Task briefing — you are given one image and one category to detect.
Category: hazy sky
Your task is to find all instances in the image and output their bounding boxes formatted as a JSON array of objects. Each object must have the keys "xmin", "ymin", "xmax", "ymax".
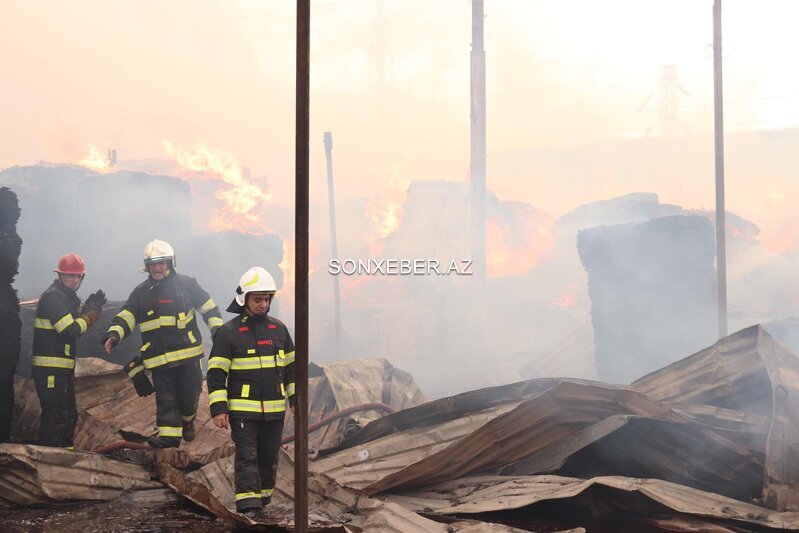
[{"xmin": 2, "ymin": 1, "xmax": 798, "ymax": 230}]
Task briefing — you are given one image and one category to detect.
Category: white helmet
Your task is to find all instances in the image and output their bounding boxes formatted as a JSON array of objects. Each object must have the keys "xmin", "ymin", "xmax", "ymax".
[
  {"xmin": 234, "ymin": 266, "xmax": 277, "ymax": 307},
  {"xmin": 143, "ymin": 239, "xmax": 176, "ymax": 268}
]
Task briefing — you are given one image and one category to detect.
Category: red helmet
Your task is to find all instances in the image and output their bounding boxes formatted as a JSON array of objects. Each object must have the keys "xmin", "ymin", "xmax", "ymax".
[{"xmin": 55, "ymin": 253, "xmax": 86, "ymax": 275}]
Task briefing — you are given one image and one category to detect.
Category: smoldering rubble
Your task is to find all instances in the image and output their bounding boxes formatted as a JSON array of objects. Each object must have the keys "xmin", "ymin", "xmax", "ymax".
[{"xmin": 1, "ymin": 325, "xmax": 799, "ymax": 531}]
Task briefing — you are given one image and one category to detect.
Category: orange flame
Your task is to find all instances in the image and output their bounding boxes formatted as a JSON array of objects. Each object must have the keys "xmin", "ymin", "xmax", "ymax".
[
  {"xmin": 548, "ymin": 293, "xmax": 577, "ymax": 309},
  {"xmin": 365, "ymin": 175, "xmax": 409, "ymax": 239},
  {"xmin": 486, "ymin": 210, "xmax": 555, "ymax": 277},
  {"xmin": 277, "ymin": 237, "xmax": 317, "ymax": 290},
  {"xmin": 279, "ymin": 239, "xmax": 296, "ymax": 289},
  {"xmin": 274, "ymin": 236, "xmax": 318, "ymax": 319},
  {"xmin": 164, "ymin": 141, "xmax": 271, "ymax": 234},
  {"xmin": 79, "ymin": 145, "xmax": 113, "ymax": 173}
]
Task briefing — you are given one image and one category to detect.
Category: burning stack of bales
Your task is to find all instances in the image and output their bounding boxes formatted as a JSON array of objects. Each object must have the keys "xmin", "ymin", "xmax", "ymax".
[
  {"xmin": 0, "ymin": 187, "xmax": 22, "ymax": 442},
  {"xmin": 1, "ymin": 164, "xmax": 284, "ymax": 373},
  {"xmin": 0, "ymin": 165, "xmax": 284, "ymax": 308}
]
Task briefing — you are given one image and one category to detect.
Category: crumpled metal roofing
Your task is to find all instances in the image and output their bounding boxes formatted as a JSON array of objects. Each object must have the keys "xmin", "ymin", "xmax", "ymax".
[
  {"xmin": 385, "ymin": 474, "xmax": 799, "ymax": 531},
  {"xmin": 313, "ymin": 379, "xmax": 761, "ymax": 502},
  {"xmin": 0, "ymin": 443, "xmax": 161, "ymax": 508},
  {"xmin": 283, "ymin": 357, "xmax": 428, "ymax": 452},
  {"xmin": 12, "ymin": 356, "xmax": 426, "ymax": 469},
  {"xmin": 6, "ymin": 329, "xmax": 799, "ymax": 531},
  {"xmin": 633, "ymin": 324, "xmax": 799, "ymax": 511}
]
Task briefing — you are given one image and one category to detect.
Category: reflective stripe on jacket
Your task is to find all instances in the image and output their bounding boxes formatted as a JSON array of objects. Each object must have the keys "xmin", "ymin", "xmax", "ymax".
[
  {"xmin": 32, "ymin": 280, "xmax": 88, "ymax": 376},
  {"xmin": 104, "ymin": 271, "xmax": 222, "ymax": 372},
  {"xmin": 207, "ymin": 313, "xmax": 296, "ymax": 421}
]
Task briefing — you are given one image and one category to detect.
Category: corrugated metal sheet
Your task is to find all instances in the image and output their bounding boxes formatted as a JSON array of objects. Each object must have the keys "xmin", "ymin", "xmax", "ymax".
[
  {"xmin": 0, "ymin": 443, "xmax": 161, "ymax": 508},
  {"xmin": 325, "ymin": 377, "xmax": 564, "ymax": 453},
  {"xmin": 13, "ymin": 368, "xmax": 233, "ymax": 466},
  {"xmin": 633, "ymin": 325, "xmax": 799, "ymax": 511},
  {"xmin": 283, "ymin": 358, "xmax": 428, "ymax": 453},
  {"xmin": 13, "ymin": 357, "xmax": 425, "ymax": 469},
  {"xmin": 362, "ymin": 381, "xmax": 759, "ymax": 497},
  {"xmin": 311, "ymin": 402, "xmax": 522, "ymax": 490},
  {"xmin": 385, "ymin": 475, "xmax": 799, "ymax": 530},
  {"xmin": 185, "ymin": 446, "xmax": 538, "ymax": 532}
]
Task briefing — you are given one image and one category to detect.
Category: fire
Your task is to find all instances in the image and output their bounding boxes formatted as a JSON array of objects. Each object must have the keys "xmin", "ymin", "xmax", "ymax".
[
  {"xmin": 277, "ymin": 236, "xmax": 318, "ymax": 291},
  {"xmin": 486, "ymin": 208, "xmax": 555, "ymax": 277},
  {"xmin": 549, "ymin": 293, "xmax": 577, "ymax": 309},
  {"xmin": 279, "ymin": 239, "xmax": 296, "ymax": 289},
  {"xmin": 79, "ymin": 145, "xmax": 113, "ymax": 173},
  {"xmin": 365, "ymin": 174, "xmax": 409, "ymax": 239},
  {"xmin": 163, "ymin": 141, "xmax": 271, "ymax": 235}
]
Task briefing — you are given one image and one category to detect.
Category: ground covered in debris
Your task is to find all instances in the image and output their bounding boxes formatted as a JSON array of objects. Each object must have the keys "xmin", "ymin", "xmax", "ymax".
[
  {"xmin": 3, "ymin": 329, "xmax": 799, "ymax": 532},
  {"xmin": 0, "ymin": 500, "xmax": 229, "ymax": 533}
]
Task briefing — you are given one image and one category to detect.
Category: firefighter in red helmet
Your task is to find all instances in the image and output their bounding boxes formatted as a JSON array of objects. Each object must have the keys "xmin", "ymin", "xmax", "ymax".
[{"xmin": 32, "ymin": 253, "xmax": 106, "ymax": 448}]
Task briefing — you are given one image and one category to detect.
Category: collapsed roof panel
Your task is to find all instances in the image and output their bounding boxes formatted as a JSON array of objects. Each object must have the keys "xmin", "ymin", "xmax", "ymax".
[
  {"xmin": 633, "ymin": 325, "xmax": 799, "ymax": 511},
  {"xmin": 184, "ymin": 445, "xmax": 538, "ymax": 532},
  {"xmin": 311, "ymin": 401, "xmax": 522, "ymax": 490},
  {"xmin": 13, "ymin": 357, "xmax": 426, "ymax": 470},
  {"xmin": 362, "ymin": 381, "xmax": 697, "ymax": 494},
  {"xmin": 283, "ymin": 358, "xmax": 428, "ymax": 452},
  {"xmin": 325, "ymin": 377, "xmax": 565, "ymax": 453},
  {"xmin": 0, "ymin": 443, "xmax": 161, "ymax": 508},
  {"xmin": 385, "ymin": 475, "xmax": 799, "ymax": 531},
  {"xmin": 12, "ymin": 367, "xmax": 232, "ymax": 466},
  {"xmin": 499, "ymin": 415, "xmax": 762, "ymax": 501}
]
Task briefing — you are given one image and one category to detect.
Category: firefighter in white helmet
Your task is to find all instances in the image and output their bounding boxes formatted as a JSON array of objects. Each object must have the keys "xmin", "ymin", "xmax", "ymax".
[
  {"xmin": 207, "ymin": 266, "xmax": 296, "ymax": 518},
  {"xmin": 103, "ymin": 239, "xmax": 224, "ymax": 448}
]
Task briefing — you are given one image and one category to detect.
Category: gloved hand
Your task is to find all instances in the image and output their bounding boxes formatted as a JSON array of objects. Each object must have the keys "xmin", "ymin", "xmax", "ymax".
[
  {"xmin": 80, "ymin": 307, "xmax": 101, "ymax": 328},
  {"xmin": 132, "ymin": 372, "xmax": 155, "ymax": 397},
  {"xmin": 81, "ymin": 290, "xmax": 107, "ymax": 314}
]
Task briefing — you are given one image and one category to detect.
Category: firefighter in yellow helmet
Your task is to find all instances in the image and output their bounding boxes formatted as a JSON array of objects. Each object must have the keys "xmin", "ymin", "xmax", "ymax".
[
  {"xmin": 207, "ymin": 266, "xmax": 296, "ymax": 518},
  {"xmin": 32, "ymin": 253, "xmax": 106, "ymax": 448},
  {"xmin": 103, "ymin": 239, "xmax": 223, "ymax": 448}
]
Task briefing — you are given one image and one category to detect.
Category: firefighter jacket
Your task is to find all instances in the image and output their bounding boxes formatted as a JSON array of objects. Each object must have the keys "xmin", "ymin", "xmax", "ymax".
[
  {"xmin": 32, "ymin": 279, "xmax": 90, "ymax": 376},
  {"xmin": 207, "ymin": 313, "xmax": 296, "ymax": 421},
  {"xmin": 104, "ymin": 271, "xmax": 223, "ymax": 376}
]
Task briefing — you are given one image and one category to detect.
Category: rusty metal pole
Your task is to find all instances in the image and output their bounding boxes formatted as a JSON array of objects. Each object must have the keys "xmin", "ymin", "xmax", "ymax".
[
  {"xmin": 323, "ymin": 132, "xmax": 342, "ymax": 359},
  {"xmin": 713, "ymin": 0, "xmax": 728, "ymax": 338},
  {"xmin": 294, "ymin": 0, "xmax": 310, "ymax": 531}
]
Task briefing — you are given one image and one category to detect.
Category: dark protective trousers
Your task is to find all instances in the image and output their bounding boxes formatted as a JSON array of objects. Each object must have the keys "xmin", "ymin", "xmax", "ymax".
[
  {"xmin": 151, "ymin": 359, "xmax": 202, "ymax": 444},
  {"xmin": 0, "ymin": 365, "xmax": 15, "ymax": 443},
  {"xmin": 34, "ymin": 373, "xmax": 77, "ymax": 448},
  {"xmin": 230, "ymin": 417, "xmax": 284, "ymax": 512}
]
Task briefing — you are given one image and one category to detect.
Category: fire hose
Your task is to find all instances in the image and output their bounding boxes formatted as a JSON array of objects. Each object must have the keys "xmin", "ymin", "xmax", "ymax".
[
  {"xmin": 92, "ymin": 402, "xmax": 395, "ymax": 454},
  {"xmin": 281, "ymin": 401, "xmax": 394, "ymax": 444}
]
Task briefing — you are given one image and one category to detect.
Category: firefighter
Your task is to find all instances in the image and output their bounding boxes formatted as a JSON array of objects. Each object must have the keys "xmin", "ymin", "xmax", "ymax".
[
  {"xmin": 32, "ymin": 253, "xmax": 106, "ymax": 448},
  {"xmin": 103, "ymin": 239, "xmax": 223, "ymax": 448},
  {"xmin": 207, "ymin": 266, "xmax": 295, "ymax": 517}
]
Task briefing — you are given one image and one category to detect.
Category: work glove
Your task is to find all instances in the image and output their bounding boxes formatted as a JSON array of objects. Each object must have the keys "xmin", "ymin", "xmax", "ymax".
[
  {"xmin": 124, "ymin": 359, "xmax": 155, "ymax": 397},
  {"xmin": 132, "ymin": 372, "xmax": 155, "ymax": 397},
  {"xmin": 80, "ymin": 307, "xmax": 101, "ymax": 328},
  {"xmin": 81, "ymin": 289, "xmax": 107, "ymax": 314}
]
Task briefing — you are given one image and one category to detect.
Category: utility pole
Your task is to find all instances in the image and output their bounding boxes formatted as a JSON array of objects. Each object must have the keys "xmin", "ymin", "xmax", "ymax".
[
  {"xmin": 323, "ymin": 132, "xmax": 342, "ymax": 359},
  {"xmin": 470, "ymin": 0, "xmax": 486, "ymax": 283},
  {"xmin": 713, "ymin": 0, "xmax": 728, "ymax": 338},
  {"xmin": 294, "ymin": 1, "xmax": 310, "ymax": 531}
]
